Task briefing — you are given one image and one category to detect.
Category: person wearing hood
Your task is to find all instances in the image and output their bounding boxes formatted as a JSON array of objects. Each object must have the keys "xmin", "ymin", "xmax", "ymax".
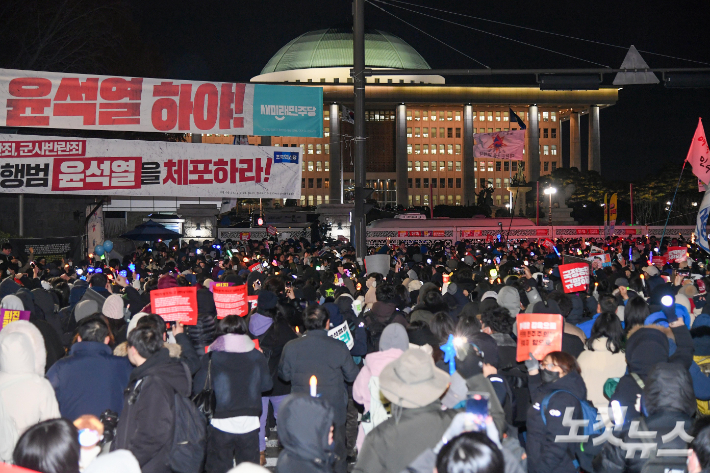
[
  {"xmin": 364, "ymin": 282, "xmax": 409, "ymax": 330},
  {"xmin": 409, "ymin": 289, "xmax": 449, "ymax": 326},
  {"xmin": 111, "ymin": 323, "xmax": 192, "ymax": 473},
  {"xmin": 84, "ymin": 449, "xmax": 141, "ymax": 473},
  {"xmin": 353, "ymin": 349, "xmax": 456, "ymax": 473},
  {"xmin": 0, "ymin": 322, "xmax": 60, "ymax": 463},
  {"xmin": 194, "ymin": 315, "xmax": 272, "ymax": 471},
  {"xmin": 279, "ymin": 305, "xmax": 359, "ymax": 473},
  {"xmin": 480, "ymin": 306, "xmax": 517, "ymax": 371},
  {"xmin": 12, "ymin": 289, "xmax": 65, "ymax": 371},
  {"xmin": 524, "ymin": 351, "xmax": 591, "ymax": 473},
  {"xmin": 186, "ymin": 288, "xmax": 217, "ymax": 354},
  {"xmin": 593, "ymin": 363, "xmax": 697, "ymax": 473},
  {"xmin": 46, "ymin": 316, "xmax": 132, "ymax": 421},
  {"xmin": 275, "ymin": 393, "xmax": 337, "ymax": 473},
  {"xmin": 352, "ymin": 323, "xmax": 409, "ymax": 450}
]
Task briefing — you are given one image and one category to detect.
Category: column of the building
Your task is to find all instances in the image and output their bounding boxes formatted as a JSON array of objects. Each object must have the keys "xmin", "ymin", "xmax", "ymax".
[
  {"xmin": 329, "ymin": 104, "xmax": 342, "ymax": 203},
  {"xmin": 463, "ymin": 104, "xmax": 475, "ymax": 206},
  {"xmin": 395, "ymin": 104, "xmax": 408, "ymax": 207},
  {"xmin": 588, "ymin": 105, "xmax": 601, "ymax": 173},
  {"xmin": 527, "ymin": 105, "xmax": 540, "ymax": 182},
  {"xmin": 260, "ymin": 136, "xmax": 271, "ymax": 146},
  {"xmin": 191, "ymin": 134, "xmax": 202, "ymax": 143},
  {"xmin": 569, "ymin": 111, "xmax": 581, "ymax": 170}
]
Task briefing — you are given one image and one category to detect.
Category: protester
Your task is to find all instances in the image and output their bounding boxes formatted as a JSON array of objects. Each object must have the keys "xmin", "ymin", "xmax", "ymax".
[
  {"xmin": 195, "ymin": 315, "xmax": 272, "ymax": 471},
  {"xmin": 13, "ymin": 418, "xmax": 80, "ymax": 473}
]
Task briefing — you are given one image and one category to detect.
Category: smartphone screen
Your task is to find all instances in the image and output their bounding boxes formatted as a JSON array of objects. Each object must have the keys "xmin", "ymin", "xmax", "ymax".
[{"xmin": 465, "ymin": 392, "xmax": 489, "ymax": 431}]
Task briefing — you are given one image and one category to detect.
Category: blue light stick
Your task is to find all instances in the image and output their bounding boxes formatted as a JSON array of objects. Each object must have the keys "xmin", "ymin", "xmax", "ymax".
[{"xmin": 440, "ymin": 334, "xmax": 457, "ymax": 375}]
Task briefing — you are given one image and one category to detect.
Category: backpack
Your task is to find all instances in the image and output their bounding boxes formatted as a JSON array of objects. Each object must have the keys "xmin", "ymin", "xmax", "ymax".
[
  {"xmin": 0, "ymin": 376, "xmax": 33, "ymax": 463},
  {"xmin": 136, "ymin": 365, "xmax": 207, "ymax": 473},
  {"xmin": 638, "ymin": 418, "xmax": 687, "ymax": 473},
  {"xmin": 365, "ymin": 312, "xmax": 398, "ymax": 353},
  {"xmin": 541, "ymin": 389, "xmax": 604, "ymax": 436},
  {"xmin": 695, "ymin": 355, "xmax": 710, "ymax": 415}
]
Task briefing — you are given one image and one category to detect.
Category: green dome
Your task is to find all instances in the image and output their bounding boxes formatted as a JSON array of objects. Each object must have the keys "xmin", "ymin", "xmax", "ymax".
[{"xmin": 261, "ymin": 28, "xmax": 431, "ymax": 74}]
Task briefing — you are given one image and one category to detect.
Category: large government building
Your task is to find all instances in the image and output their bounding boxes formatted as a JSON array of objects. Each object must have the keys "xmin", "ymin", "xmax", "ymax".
[{"xmin": 202, "ymin": 27, "xmax": 618, "ymax": 210}]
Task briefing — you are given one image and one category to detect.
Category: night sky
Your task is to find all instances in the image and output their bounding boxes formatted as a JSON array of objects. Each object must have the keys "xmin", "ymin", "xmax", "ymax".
[{"xmin": 16, "ymin": 0, "xmax": 710, "ymax": 179}]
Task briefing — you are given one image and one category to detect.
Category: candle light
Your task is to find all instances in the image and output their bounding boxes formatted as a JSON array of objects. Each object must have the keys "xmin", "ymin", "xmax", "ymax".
[{"xmin": 310, "ymin": 375, "xmax": 317, "ymax": 397}]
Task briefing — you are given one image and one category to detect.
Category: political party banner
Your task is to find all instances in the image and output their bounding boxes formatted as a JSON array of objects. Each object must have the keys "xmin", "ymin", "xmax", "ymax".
[
  {"xmin": 327, "ymin": 321, "xmax": 354, "ymax": 350},
  {"xmin": 0, "ymin": 134, "xmax": 301, "ymax": 199},
  {"xmin": 665, "ymin": 246, "xmax": 688, "ymax": 263},
  {"xmin": 516, "ymin": 313, "xmax": 563, "ymax": 362},
  {"xmin": 213, "ymin": 284, "xmax": 248, "ymax": 319},
  {"xmin": 1, "ymin": 309, "xmax": 31, "ymax": 331},
  {"xmin": 209, "ymin": 281, "xmax": 234, "ymax": 293},
  {"xmin": 473, "ymin": 129, "xmax": 525, "ymax": 160},
  {"xmin": 9, "ymin": 236, "xmax": 83, "ymax": 263},
  {"xmin": 559, "ymin": 262, "xmax": 590, "ymax": 293},
  {"xmin": 150, "ymin": 287, "xmax": 198, "ymax": 324},
  {"xmin": 0, "ymin": 68, "xmax": 323, "ymax": 137}
]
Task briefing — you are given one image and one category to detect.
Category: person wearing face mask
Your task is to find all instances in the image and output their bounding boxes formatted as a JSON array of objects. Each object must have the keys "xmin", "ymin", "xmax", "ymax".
[{"xmin": 524, "ymin": 351, "xmax": 590, "ymax": 473}]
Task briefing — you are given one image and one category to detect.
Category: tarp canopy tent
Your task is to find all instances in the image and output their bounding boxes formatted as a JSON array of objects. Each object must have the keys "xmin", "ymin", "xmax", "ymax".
[{"xmin": 120, "ymin": 220, "xmax": 182, "ymax": 241}]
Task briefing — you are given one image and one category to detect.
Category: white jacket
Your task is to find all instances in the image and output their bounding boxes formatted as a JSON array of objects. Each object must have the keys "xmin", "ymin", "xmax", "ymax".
[
  {"xmin": 0, "ymin": 324, "xmax": 59, "ymax": 441},
  {"xmin": 577, "ymin": 337, "xmax": 626, "ymax": 410}
]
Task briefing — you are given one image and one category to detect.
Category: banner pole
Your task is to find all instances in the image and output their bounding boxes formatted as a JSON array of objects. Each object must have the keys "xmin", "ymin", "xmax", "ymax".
[
  {"xmin": 660, "ymin": 161, "xmax": 687, "ymax": 250},
  {"xmin": 630, "ymin": 183, "xmax": 634, "ymax": 225}
]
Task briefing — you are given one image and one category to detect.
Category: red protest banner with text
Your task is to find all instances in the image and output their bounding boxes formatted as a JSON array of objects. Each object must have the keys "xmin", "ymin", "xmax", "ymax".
[
  {"xmin": 559, "ymin": 262, "xmax": 589, "ymax": 293},
  {"xmin": 213, "ymin": 284, "xmax": 248, "ymax": 318},
  {"xmin": 0, "ymin": 133, "xmax": 301, "ymax": 199},
  {"xmin": 0, "ymin": 309, "xmax": 31, "ymax": 331},
  {"xmin": 666, "ymin": 246, "xmax": 688, "ymax": 263},
  {"xmin": 516, "ymin": 314, "xmax": 563, "ymax": 362},
  {"xmin": 150, "ymin": 287, "xmax": 198, "ymax": 325}
]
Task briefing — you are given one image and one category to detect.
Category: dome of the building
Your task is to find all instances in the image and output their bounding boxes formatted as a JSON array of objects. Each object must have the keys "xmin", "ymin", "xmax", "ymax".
[{"xmin": 261, "ymin": 27, "xmax": 431, "ymax": 74}]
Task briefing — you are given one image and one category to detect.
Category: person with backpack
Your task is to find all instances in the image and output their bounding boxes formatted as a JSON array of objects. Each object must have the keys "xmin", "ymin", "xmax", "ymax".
[
  {"xmin": 278, "ymin": 305, "xmax": 359, "ymax": 473},
  {"xmin": 524, "ymin": 351, "xmax": 593, "ymax": 473},
  {"xmin": 111, "ymin": 323, "xmax": 194, "ymax": 473},
  {"xmin": 363, "ymin": 282, "xmax": 409, "ymax": 353},
  {"xmin": 352, "ymin": 323, "xmax": 408, "ymax": 450},
  {"xmin": 194, "ymin": 315, "xmax": 272, "ymax": 472},
  {"xmin": 593, "ymin": 363, "xmax": 696, "ymax": 473}
]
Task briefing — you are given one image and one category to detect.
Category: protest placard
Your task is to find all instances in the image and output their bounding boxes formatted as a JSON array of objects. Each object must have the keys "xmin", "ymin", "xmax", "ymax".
[
  {"xmin": 150, "ymin": 287, "xmax": 198, "ymax": 324},
  {"xmin": 559, "ymin": 262, "xmax": 590, "ymax": 293},
  {"xmin": 213, "ymin": 284, "xmax": 248, "ymax": 318},
  {"xmin": 516, "ymin": 313, "xmax": 563, "ymax": 362},
  {"xmin": 666, "ymin": 246, "xmax": 688, "ymax": 263},
  {"xmin": 0, "ymin": 309, "xmax": 31, "ymax": 331},
  {"xmin": 327, "ymin": 321, "xmax": 354, "ymax": 350}
]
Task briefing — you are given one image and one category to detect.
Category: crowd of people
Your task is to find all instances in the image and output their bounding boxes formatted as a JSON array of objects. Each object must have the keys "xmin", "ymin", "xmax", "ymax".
[{"xmin": 2, "ymin": 232, "xmax": 710, "ymax": 473}]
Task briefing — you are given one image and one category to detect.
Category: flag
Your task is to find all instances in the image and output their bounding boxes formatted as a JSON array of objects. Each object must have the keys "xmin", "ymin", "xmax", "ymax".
[
  {"xmin": 687, "ymin": 118, "xmax": 710, "ymax": 185},
  {"xmin": 473, "ymin": 129, "xmax": 525, "ymax": 160},
  {"xmin": 341, "ymin": 105, "xmax": 354, "ymax": 124},
  {"xmin": 696, "ymin": 188, "xmax": 710, "ymax": 253},
  {"xmin": 609, "ymin": 193, "xmax": 618, "ymax": 235},
  {"xmin": 509, "ymin": 108, "xmax": 526, "ymax": 130}
]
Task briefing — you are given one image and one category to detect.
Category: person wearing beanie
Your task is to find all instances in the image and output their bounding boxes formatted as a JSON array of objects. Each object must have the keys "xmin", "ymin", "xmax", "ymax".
[
  {"xmin": 46, "ymin": 315, "xmax": 132, "ymax": 421},
  {"xmin": 497, "ymin": 286, "xmax": 521, "ymax": 319},
  {"xmin": 102, "ymin": 294, "xmax": 126, "ymax": 321},
  {"xmin": 352, "ymin": 323, "xmax": 409, "ymax": 450}
]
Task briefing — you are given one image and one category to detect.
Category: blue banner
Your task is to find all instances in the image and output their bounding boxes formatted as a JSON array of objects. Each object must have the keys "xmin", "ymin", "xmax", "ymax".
[{"xmin": 253, "ymin": 84, "xmax": 323, "ymax": 138}]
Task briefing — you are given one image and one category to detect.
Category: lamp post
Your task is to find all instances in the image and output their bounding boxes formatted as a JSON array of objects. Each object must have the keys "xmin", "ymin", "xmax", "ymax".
[{"xmin": 543, "ymin": 187, "xmax": 557, "ymax": 226}]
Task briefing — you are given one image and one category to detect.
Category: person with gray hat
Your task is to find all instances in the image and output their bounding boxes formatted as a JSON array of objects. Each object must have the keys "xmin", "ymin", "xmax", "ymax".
[{"xmin": 353, "ymin": 349, "xmax": 455, "ymax": 473}]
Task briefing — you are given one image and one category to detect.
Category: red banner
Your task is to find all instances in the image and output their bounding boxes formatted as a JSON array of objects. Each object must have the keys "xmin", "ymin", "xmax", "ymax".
[
  {"xmin": 213, "ymin": 284, "xmax": 248, "ymax": 318},
  {"xmin": 150, "ymin": 287, "xmax": 198, "ymax": 324},
  {"xmin": 266, "ymin": 225, "xmax": 277, "ymax": 236},
  {"xmin": 559, "ymin": 262, "xmax": 590, "ymax": 293},
  {"xmin": 666, "ymin": 246, "xmax": 688, "ymax": 263},
  {"xmin": 516, "ymin": 313, "xmax": 563, "ymax": 362}
]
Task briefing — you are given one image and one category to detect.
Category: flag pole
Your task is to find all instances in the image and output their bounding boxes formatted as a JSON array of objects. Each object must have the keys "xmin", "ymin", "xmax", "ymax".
[{"xmin": 659, "ymin": 161, "xmax": 687, "ymax": 250}]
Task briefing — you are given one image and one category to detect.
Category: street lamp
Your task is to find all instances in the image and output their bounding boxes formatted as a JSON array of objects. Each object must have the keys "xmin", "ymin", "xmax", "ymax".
[{"xmin": 544, "ymin": 187, "xmax": 557, "ymax": 226}]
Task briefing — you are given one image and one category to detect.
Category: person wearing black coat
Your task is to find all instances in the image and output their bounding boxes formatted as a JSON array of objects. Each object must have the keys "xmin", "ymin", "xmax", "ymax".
[
  {"xmin": 525, "ymin": 351, "xmax": 591, "ymax": 473},
  {"xmin": 193, "ymin": 315, "xmax": 273, "ymax": 471},
  {"xmin": 187, "ymin": 288, "xmax": 217, "ymax": 354},
  {"xmin": 275, "ymin": 394, "xmax": 336, "ymax": 473},
  {"xmin": 111, "ymin": 325, "xmax": 191, "ymax": 473},
  {"xmin": 593, "ymin": 362, "xmax": 697, "ymax": 473},
  {"xmin": 279, "ymin": 305, "xmax": 359, "ymax": 473}
]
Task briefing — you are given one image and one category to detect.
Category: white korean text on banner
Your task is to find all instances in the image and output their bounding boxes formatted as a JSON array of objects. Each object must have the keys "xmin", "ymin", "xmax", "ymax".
[
  {"xmin": 473, "ymin": 130, "xmax": 525, "ymax": 160},
  {"xmin": 0, "ymin": 134, "xmax": 301, "ymax": 198},
  {"xmin": 0, "ymin": 68, "xmax": 323, "ymax": 137}
]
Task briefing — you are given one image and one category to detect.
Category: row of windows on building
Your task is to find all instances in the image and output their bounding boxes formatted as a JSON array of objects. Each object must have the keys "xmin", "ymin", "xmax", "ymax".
[
  {"xmin": 408, "ymin": 161, "xmax": 461, "ymax": 172},
  {"xmin": 409, "ymin": 194, "xmax": 463, "ymax": 206},
  {"xmin": 302, "ymin": 161, "xmax": 330, "ymax": 172},
  {"xmin": 407, "ymin": 127, "xmax": 461, "ymax": 138},
  {"xmin": 320, "ymin": 109, "xmax": 559, "ymax": 122},
  {"xmin": 409, "ymin": 177, "xmax": 461, "ymax": 189},
  {"xmin": 302, "ymin": 178, "xmax": 330, "ymax": 189},
  {"xmin": 408, "ymin": 144, "xmax": 461, "ymax": 155}
]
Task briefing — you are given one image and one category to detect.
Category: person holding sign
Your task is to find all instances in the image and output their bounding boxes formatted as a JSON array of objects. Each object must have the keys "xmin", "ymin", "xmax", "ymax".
[{"xmin": 524, "ymin": 351, "xmax": 590, "ymax": 473}]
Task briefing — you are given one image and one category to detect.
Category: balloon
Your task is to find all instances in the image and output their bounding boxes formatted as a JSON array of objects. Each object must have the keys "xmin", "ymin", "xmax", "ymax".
[
  {"xmin": 94, "ymin": 245, "xmax": 105, "ymax": 256},
  {"xmin": 103, "ymin": 240, "xmax": 114, "ymax": 253}
]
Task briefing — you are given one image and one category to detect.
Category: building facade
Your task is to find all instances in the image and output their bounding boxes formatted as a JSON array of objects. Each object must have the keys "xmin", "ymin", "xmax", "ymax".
[{"xmin": 201, "ymin": 27, "xmax": 617, "ymax": 210}]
